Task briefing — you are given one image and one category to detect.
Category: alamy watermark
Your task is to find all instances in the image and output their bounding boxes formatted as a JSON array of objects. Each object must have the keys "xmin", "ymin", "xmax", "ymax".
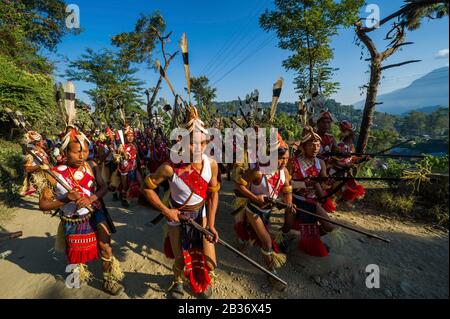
[
  {"xmin": 364, "ymin": 4, "xmax": 381, "ymax": 29},
  {"xmin": 365, "ymin": 264, "xmax": 380, "ymax": 289},
  {"xmin": 66, "ymin": 4, "xmax": 80, "ymax": 29},
  {"xmin": 169, "ymin": 127, "xmax": 280, "ymax": 174}
]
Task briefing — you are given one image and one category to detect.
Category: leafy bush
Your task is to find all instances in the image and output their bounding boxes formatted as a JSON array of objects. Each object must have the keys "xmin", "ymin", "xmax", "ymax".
[
  {"xmin": 0, "ymin": 138, "xmax": 24, "ymax": 206},
  {"xmin": 378, "ymin": 191, "xmax": 414, "ymax": 216},
  {"xmin": 0, "ymin": 55, "xmax": 58, "ymax": 137}
]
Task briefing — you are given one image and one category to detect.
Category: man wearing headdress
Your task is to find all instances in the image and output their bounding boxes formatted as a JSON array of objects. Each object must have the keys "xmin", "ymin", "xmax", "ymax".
[
  {"xmin": 115, "ymin": 125, "xmax": 142, "ymax": 207},
  {"xmin": 20, "ymin": 131, "xmax": 50, "ymax": 196},
  {"xmin": 278, "ymin": 126, "xmax": 336, "ymax": 257},
  {"xmin": 333, "ymin": 120, "xmax": 365, "ymax": 203},
  {"xmin": 233, "ymin": 131, "xmax": 292, "ymax": 286},
  {"xmin": 39, "ymin": 123, "xmax": 124, "ymax": 295},
  {"xmin": 142, "ymin": 106, "xmax": 220, "ymax": 299},
  {"xmin": 316, "ymin": 110, "xmax": 338, "ymax": 157}
]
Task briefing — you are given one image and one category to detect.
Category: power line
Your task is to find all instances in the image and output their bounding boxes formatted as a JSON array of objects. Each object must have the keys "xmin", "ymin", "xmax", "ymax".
[
  {"xmin": 200, "ymin": 1, "xmax": 265, "ymax": 76},
  {"xmin": 204, "ymin": 1, "xmax": 269, "ymax": 79},
  {"xmin": 212, "ymin": 34, "xmax": 277, "ymax": 86}
]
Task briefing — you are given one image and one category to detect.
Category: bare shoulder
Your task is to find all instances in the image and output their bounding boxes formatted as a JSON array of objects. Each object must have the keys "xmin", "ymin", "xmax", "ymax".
[
  {"xmin": 209, "ymin": 157, "xmax": 218, "ymax": 171},
  {"xmin": 319, "ymin": 159, "xmax": 327, "ymax": 170},
  {"xmin": 157, "ymin": 162, "xmax": 174, "ymax": 178}
]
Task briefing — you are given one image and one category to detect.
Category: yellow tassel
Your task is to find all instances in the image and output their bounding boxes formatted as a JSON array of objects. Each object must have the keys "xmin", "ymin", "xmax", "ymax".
[
  {"xmin": 272, "ymin": 229, "xmax": 284, "ymax": 245},
  {"xmin": 78, "ymin": 263, "xmax": 93, "ymax": 283},
  {"xmin": 233, "ymin": 197, "xmax": 248, "ymax": 210},
  {"xmin": 55, "ymin": 221, "xmax": 66, "ymax": 253},
  {"xmin": 328, "ymin": 227, "xmax": 345, "ymax": 249},
  {"xmin": 110, "ymin": 170, "xmax": 121, "ymax": 188},
  {"xmin": 31, "ymin": 170, "xmax": 51, "ymax": 194},
  {"xmin": 271, "ymin": 251, "xmax": 287, "ymax": 269},
  {"xmin": 109, "ymin": 256, "xmax": 124, "ymax": 282},
  {"xmin": 209, "ymin": 270, "xmax": 218, "ymax": 285}
]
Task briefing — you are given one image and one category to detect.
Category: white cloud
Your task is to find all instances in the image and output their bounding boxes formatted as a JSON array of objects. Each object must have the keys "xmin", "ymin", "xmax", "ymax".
[{"xmin": 435, "ymin": 48, "xmax": 449, "ymax": 59}]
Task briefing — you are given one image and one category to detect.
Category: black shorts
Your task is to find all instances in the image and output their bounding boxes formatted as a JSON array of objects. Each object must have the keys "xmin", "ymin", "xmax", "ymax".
[{"xmin": 293, "ymin": 197, "xmax": 319, "ymax": 224}]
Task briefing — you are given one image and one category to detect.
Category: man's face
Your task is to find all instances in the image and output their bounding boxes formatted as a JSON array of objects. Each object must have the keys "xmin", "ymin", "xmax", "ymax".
[
  {"xmin": 318, "ymin": 118, "xmax": 332, "ymax": 132},
  {"xmin": 303, "ymin": 140, "xmax": 321, "ymax": 158},
  {"xmin": 126, "ymin": 133, "xmax": 134, "ymax": 144},
  {"xmin": 66, "ymin": 141, "xmax": 89, "ymax": 168},
  {"xmin": 278, "ymin": 150, "xmax": 290, "ymax": 169},
  {"xmin": 37, "ymin": 140, "xmax": 45, "ymax": 148},
  {"xmin": 189, "ymin": 131, "xmax": 207, "ymax": 163}
]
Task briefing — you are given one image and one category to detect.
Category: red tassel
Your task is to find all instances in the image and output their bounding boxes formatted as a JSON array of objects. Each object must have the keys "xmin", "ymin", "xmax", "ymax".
[
  {"xmin": 297, "ymin": 224, "xmax": 329, "ymax": 257},
  {"xmin": 293, "ymin": 219, "xmax": 301, "ymax": 231},
  {"xmin": 128, "ymin": 181, "xmax": 140, "ymax": 199},
  {"xmin": 183, "ymin": 250, "xmax": 211, "ymax": 294},
  {"xmin": 341, "ymin": 181, "xmax": 365, "ymax": 201},
  {"xmin": 234, "ymin": 221, "xmax": 250, "ymax": 242},
  {"xmin": 272, "ymin": 239, "xmax": 280, "ymax": 254},
  {"xmin": 322, "ymin": 198, "xmax": 336, "ymax": 213},
  {"xmin": 164, "ymin": 236, "xmax": 174, "ymax": 259},
  {"xmin": 66, "ymin": 232, "xmax": 99, "ymax": 264}
]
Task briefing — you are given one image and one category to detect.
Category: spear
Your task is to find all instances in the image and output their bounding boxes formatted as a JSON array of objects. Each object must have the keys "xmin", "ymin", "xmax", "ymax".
[
  {"xmin": 323, "ymin": 152, "xmax": 426, "ymax": 159},
  {"xmin": 299, "ymin": 176, "xmax": 438, "ymax": 183},
  {"xmin": 264, "ymin": 197, "xmax": 390, "ymax": 243},
  {"xmin": 24, "ymin": 146, "xmax": 117, "ymax": 233},
  {"xmin": 0, "ymin": 231, "xmax": 23, "ymax": 243},
  {"xmin": 178, "ymin": 215, "xmax": 288, "ymax": 287}
]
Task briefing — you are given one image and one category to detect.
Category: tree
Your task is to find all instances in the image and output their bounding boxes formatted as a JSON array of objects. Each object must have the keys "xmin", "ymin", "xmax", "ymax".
[
  {"xmin": 0, "ymin": 55, "xmax": 57, "ymax": 136},
  {"xmin": 66, "ymin": 49, "xmax": 144, "ymax": 126},
  {"xmin": 112, "ymin": 12, "xmax": 178, "ymax": 119},
  {"xmin": 0, "ymin": 0, "xmax": 79, "ymax": 73},
  {"xmin": 260, "ymin": 0, "xmax": 363, "ymax": 105},
  {"xmin": 355, "ymin": 0, "xmax": 449, "ymax": 153},
  {"xmin": 189, "ymin": 76, "xmax": 218, "ymax": 125}
]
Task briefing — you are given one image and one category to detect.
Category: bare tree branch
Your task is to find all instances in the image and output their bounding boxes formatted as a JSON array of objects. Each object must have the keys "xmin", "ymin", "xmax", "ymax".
[{"xmin": 381, "ymin": 60, "xmax": 422, "ymax": 70}]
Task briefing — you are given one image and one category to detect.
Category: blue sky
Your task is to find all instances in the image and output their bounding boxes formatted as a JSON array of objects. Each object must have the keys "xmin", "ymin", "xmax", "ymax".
[{"xmin": 49, "ymin": 0, "xmax": 449, "ymax": 107}]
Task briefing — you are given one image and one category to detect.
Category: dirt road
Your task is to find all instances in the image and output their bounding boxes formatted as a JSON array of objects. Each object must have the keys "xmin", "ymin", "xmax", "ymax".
[{"xmin": 0, "ymin": 181, "xmax": 448, "ymax": 299}]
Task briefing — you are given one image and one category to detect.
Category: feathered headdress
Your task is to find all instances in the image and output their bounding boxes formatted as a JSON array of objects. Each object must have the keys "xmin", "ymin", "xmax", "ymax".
[
  {"xmin": 60, "ymin": 81, "xmax": 90, "ymax": 152},
  {"xmin": 184, "ymin": 106, "xmax": 207, "ymax": 134},
  {"xmin": 339, "ymin": 120, "xmax": 355, "ymax": 138},
  {"xmin": 316, "ymin": 109, "xmax": 336, "ymax": 123},
  {"xmin": 24, "ymin": 131, "xmax": 42, "ymax": 144},
  {"xmin": 300, "ymin": 126, "xmax": 322, "ymax": 145},
  {"xmin": 269, "ymin": 131, "xmax": 288, "ymax": 153}
]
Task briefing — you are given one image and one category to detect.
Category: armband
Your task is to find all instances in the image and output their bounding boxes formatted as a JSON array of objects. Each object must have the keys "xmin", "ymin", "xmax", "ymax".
[
  {"xmin": 282, "ymin": 185, "xmax": 293, "ymax": 194},
  {"xmin": 144, "ymin": 175, "xmax": 158, "ymax": 190},
  {"xmin": 207, "ymin": 183, "xmax": 221, "ymax": 193},
  {"xmin": 234, "ymin": 176, "xmax": 248, "ymax": 187}
]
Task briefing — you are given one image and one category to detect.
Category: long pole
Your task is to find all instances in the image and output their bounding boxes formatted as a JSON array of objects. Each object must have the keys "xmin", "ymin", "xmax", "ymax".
[
  {"xmin": 180, "ymin": 216, "xmax": 288, "ymax": 287},
  {"xmin": 267, "ymin": 198, "xmax": 390, "ymax": 243}
]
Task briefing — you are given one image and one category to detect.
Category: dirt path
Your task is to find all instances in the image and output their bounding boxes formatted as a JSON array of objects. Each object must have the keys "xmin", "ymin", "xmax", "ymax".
[{"xmin": 0, "ymin": 180, "xmax": 448, "ymax": 299}]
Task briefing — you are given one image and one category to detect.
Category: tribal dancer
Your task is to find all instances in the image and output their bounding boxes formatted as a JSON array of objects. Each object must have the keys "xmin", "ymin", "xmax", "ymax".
[
  {"xmin": 316, "ymin": 110, "xmax": 338, "ymax": 156},
  {"xmin": 279, "ymin": 126, "xmax": 336, "ymax": 257},
  {"xmin": 116, "ymin": 125, "xmax": 143, "ymax": 207},
  {"xmin": 333, "ymin": 121, "xmax": 365, "ymax": 203},
  {"xmin": 38, "ymin": 99, "xmax": 124, "ymax": 295},
  {"xmin": 21, "ymin": 131, "xmax": 50, "ymax": 197},
  {"xmin": 233, "ymin": 132, "xmax": 292, "ymax": 283},
  {"xmin": 142, "ymin": 106, "xmax": 220, "ymax": 299}
]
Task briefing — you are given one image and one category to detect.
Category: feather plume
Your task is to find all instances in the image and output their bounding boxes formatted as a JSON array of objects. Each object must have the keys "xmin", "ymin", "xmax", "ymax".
[
  {"xmin": 180, "ymin": 33, "xmax": 191, "ymax": 102},
  {"xmin": 63, "ymin": 81, "xmax": 77, "ymax": 127},
  {"xmin": 270, "ymin": 78, "xmax": 283, "ymax": 122}
]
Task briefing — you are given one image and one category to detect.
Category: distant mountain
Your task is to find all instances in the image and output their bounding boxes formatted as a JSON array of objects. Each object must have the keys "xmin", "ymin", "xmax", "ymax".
[
  {"xmin": 354, "ymin": 67, "xmax": 449, "ymax": 115},
  {"xmin": 402, "ymin": 105, "xmax": 447, "ymax": 115}
]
